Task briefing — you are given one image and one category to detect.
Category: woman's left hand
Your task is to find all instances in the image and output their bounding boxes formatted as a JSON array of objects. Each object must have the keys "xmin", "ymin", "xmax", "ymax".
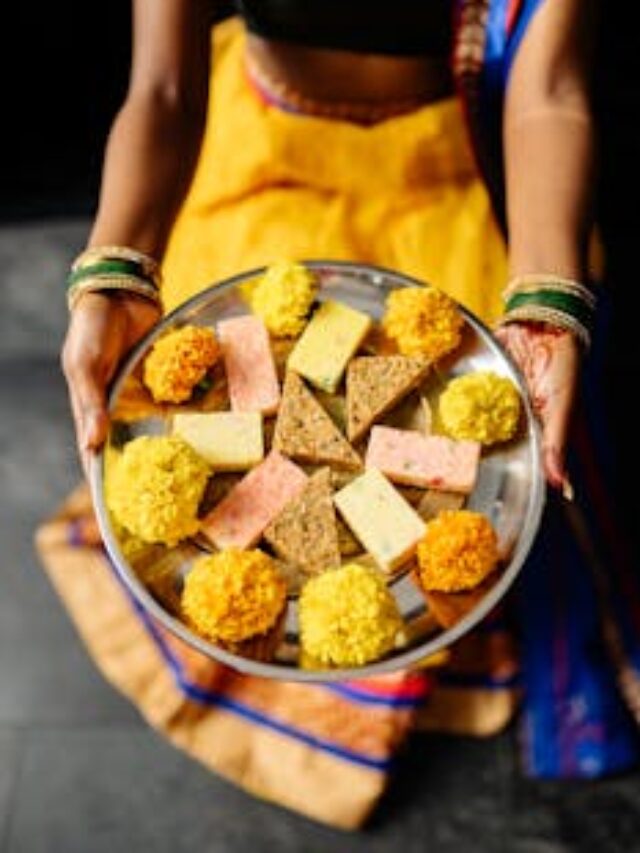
[{"xmin": 495, "ymin": 322, "xmax": 580, "ymax": 493}]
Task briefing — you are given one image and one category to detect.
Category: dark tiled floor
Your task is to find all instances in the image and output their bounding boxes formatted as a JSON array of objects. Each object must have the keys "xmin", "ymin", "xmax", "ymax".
[{"xmin": 2, "ymin": 221, "xmax": 640, "ymax": 853}]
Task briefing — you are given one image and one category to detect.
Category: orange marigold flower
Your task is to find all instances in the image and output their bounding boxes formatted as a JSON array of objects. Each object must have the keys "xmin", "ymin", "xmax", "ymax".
[
  {"xmin": 143, "ymin": 325, "xmax": 220, "ymax": 403},
  {"xmin": 417, "ymin": 510, "xmax": 499, "ymax": 593},
  {"xmin": 182, "ymin": 549, "xmax": 287, "ymax": 643},
  {"xmin": 382, "ymin": 287, "xmax": 463, "ymax": 360}
]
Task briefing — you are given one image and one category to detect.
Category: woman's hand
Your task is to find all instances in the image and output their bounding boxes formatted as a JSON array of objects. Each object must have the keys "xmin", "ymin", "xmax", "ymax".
[
  {"xmin": 495, "ymin": 322, "xmax": 580, "ymax": 494},
  {"xmin": 62, "ymin": 292, "xmax": 160, "ymax": 472}
]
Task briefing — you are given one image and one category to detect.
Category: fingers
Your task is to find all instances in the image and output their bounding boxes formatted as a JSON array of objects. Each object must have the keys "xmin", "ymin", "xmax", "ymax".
[
  {"xmin": 540, "ymin": 387, "xmax": 574, "ymax": 493},
  {"xmin": 61, "ymin": 297, "xmax": 114, "ymax": 460},
  {"xmin": 495, "ymin": 322, "xmax": 577, "ymax": 495}
]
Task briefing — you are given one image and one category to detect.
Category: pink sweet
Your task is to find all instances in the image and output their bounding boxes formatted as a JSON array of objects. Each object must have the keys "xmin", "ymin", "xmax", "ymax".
[
  {"xmin": 219, "ymin": 315, "xmax": 280, "ymax": 415},
  {"xmin": 365, "ymin": 426, "xmax": 480, "ymax": 494},
  {"xmin": 201, "ymin": 450, "xmax": 308, "ymax": 549}
]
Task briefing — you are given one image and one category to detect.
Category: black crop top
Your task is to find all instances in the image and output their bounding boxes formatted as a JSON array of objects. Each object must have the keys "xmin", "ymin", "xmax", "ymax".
[{"xmin": 236, "ymin": 1, "xmax": 452, "ymax": 57}]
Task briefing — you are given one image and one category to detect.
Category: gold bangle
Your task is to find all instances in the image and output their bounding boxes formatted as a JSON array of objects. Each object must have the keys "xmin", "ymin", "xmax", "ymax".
[
  {"xmin": 67, "ymin": 276, "xmax": 162, "ymax": 312},
  {"xmin": 498, "ymin": 304, "xmax": 591, "ymax": 349},
  {"xmin": 503, "ymin": 274, "xmax": 595, "ymax": 308},
  {"xmin": 72, "ymin": 245, "xmax": 162, "ymax": 284}
]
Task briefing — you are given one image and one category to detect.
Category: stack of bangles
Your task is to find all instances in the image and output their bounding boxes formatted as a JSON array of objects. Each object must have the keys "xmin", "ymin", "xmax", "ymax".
[
  {"xmin": 498, "ymin": 274, "xmax": 595, "ymax": 350},
  {"xmin": 66, "ymin": 246, "xmax": 162, "ymax": 312}
]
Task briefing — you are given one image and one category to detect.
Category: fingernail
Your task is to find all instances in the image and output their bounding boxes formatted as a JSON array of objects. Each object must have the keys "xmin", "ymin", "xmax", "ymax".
[{"xmin": 562, "ymin": 478, "xmax": 574, "ymax": 502}]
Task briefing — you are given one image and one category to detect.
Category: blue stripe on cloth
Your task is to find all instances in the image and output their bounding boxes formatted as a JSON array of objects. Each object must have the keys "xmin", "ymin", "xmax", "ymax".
[
  {"xmin": 322, "ymin": 684, "xmax": 425, "ymax": 708},
  {"xmin": 103, "ymin": 553, "xmax": 392, "ymax": 771}
]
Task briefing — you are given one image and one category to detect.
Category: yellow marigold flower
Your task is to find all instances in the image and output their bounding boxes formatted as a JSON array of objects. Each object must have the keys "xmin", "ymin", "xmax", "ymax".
[
  {"xmin": 382, "ymin": 287, "xmax": 463, "ymax": 360},
  {"xmin": 299, "ymin": 563, "xmax": 405, "ymax": 667},
  {"xmin": 439, "ymin": 371, "xmax": 521, "ymax": 445},
  {"xmin": 106, "ymin": 435, "xmax": 210, "ymax": 546},
  {"xmin": 182, "ymin": 550, "xmax": 287, "ymax": 643},
  {"xmin": 417, "ymin": 510, "xmax": 499, "ymax": 593},
  {"xmin": 143, "ymin": 325, "xmax": 220, "ymax": 403},
  {"xmin": 247, "ymin": 261, "xmax": 318, "ymax": 337}
]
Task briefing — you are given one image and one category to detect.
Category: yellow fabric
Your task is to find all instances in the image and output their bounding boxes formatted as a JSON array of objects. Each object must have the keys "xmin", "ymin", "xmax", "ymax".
[{"xmin": 162, "ymin": 18, "xmax": 507, "ymax": 323}]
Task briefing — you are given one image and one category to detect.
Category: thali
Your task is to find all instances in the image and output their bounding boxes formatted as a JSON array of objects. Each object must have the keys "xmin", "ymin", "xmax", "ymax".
[{"xmin": 91, "ymin": 261, "xmax": 545, "ymax": 681}]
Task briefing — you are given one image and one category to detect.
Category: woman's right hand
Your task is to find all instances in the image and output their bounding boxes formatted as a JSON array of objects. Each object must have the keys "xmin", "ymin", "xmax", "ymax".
[{"xmin": 62, "ymin": 292, "xmax": 161, "ymax": 472}]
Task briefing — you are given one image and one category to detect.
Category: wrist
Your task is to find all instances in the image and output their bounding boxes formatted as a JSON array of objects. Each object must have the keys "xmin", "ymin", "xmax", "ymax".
[
  {"xmin": 498, "ymin": 273, "xmax": 594, "ymax": 350},
  {"xmin": 66, "ymin": 245, "xmax": 163, "ymax": 313}
]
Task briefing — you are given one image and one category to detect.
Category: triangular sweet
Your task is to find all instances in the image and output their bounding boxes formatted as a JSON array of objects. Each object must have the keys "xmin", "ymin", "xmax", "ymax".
[
  {"xmin": 274, "ymin": 372, "xmax": 361, "ymax": 470},
  {"xmin": 264, "ymin": 468, "xmax": 341, "ymax": 575},
  {"xmin": 346, "ymin": 355, "xmax": 431, "ymax": 441}
]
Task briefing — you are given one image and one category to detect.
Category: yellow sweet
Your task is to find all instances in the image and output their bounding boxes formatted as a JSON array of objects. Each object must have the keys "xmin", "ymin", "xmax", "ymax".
[
  {"xmin": 382, "ymin": 287, "xmax": 463, "ymax": 360},
  {"xmin": 417, "ymin": 510, "xmax": 499, "ymax": 593},
  {"xmin": 439, "ymin": 371, "xmax": 521, "ymax": 445},
  {"xmin": 181, "ymin": 549, "xmax": 287, "ymax": 643},
  {"xmin": 106, "ymin": 435, "xmax": 210, "ymax": 546},
  {"xmin": 299, "ymin": 563, "xmax": 405, "ymax": 667},
  {"xmin": 143, "ymin": 325, "xmax": 220, "ymax": 403},
  {"xmin": 248, "ymin": 260, "xmax": 318, "ymax": 337}
]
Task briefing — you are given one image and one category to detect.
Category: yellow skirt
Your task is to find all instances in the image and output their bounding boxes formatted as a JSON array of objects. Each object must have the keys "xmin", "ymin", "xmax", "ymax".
[
  {"xmin": 37, "ymin": 18, "xmax": 516, "ymax": 830},
  {"xmin": 162, "ymin": 19, "xmax": 507, "ymax": 321}
]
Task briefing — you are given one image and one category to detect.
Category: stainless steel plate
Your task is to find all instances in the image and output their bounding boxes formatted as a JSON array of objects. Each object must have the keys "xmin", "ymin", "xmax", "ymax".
[{"xmin": 91, "ymin": 261, "xmax": 545, "ymax": 681}]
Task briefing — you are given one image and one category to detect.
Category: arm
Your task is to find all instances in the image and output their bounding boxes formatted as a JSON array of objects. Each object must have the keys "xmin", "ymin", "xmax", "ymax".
[
  {"xmin": 498, "ymin": 0, "xmax": 596, "ymax": 490},
  {"xmin": 62, "ymin": 0, "xmax": 212, "ymax": 465}
]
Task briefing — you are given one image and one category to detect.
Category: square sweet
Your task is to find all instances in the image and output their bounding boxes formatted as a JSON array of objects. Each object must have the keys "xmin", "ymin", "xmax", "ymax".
[
  {"xmin": 173, "ymin": 411, "xmax": 263, "ymax": 470},
  {"xmin": 287, "ymin": 300, "xmax": 371, "ymax": 392},
  {"xmin": 218, "ymin": 315, "xmax": 280, "ymax": 415},
  {"xmin": 365, "ymin": 426, "xmax": 480, "ymax": 494},
  {"xmin": 201, "ymin": 450, "xmax": 308, "ymax": 549},
  {"xmin": 334, "ymin": 468, "xmax": 426, "ymax": 572}
]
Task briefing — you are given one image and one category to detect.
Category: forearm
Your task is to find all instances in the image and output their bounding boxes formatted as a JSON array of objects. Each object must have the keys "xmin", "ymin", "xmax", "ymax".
[
  {"xmin": 504, "ymin": 107, "xmax": 595, "ymax": 280},
  {"xmin": 88, "ymin": 92, "xmax": 206, "ymax": 258}
]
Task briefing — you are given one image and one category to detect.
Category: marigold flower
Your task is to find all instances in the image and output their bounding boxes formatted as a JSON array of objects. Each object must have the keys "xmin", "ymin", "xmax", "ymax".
[
  {"xmin": 439, "ymin": 371, "xmax": 521, "ymax": 445},
  {"xmin": 181, "ymin": 549, "xmax": 287, "ymax": 643},
  {"xmin": 417, "ymin": 510, "xmax": 499, "ymax": 593},
  {"xmin": 382, "ymin": 287, "xmax": 463, "ymax": 360},
  {"xmin": 299, "ymin": 563, "xmax": 405, "ymax": 667},
  {"xmin": 247, "ymin": 261, "xmax": 318, "ymax": 337},
  {"xmin": 143, "ymin": 325, "xmax": 220, "ymax": 403},
  {"xmin": 106, "ymin": 435, "xmax": 210, "ymax": 546}
]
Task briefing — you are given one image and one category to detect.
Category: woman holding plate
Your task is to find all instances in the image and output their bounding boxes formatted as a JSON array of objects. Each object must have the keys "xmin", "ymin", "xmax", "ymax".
[{"xmin": 38, "ymin": 0, "xmax": 640, "ymax": 828}]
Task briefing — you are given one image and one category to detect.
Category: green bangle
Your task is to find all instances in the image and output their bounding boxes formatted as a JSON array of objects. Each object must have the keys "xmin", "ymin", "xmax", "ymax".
[
  {"xmin": 66, "ymin": 259, "xmax": 157, "ymax": 289},
  {"xmin": 505, "ymin": 289, "xmax": 593, "ymax": 330}
]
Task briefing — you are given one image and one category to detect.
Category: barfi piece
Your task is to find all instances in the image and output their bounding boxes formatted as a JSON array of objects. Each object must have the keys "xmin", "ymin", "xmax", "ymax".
[
  {"xmin": 365, "ymin": 426, "xmax": 480, "ymax": 494},
  {"xmin": 288, "ymin": 300, "xmax": 371, "ymax": 392},
  {"xmin": 201, "ymin": 450, "xmax": 307, "ymax": 549},
  {"xmin": 416, "ymin": 490, "xmax": 465, "ymax": 522},
  {"xmin": 346, "ymin": 355, "xmax": 430, "ymax": 441},
  {"xmin": 264, "ymin": 468, "xmax": 341, "ymax": 575},
  {"xmin": 334, "ymin": 468, "xmax": 426, "ymax": 572},
  {"xmin": 218, "ymin": 315, "xmax": 280, "ymax": 415},
  {"xmin": 274, "ymin": 372, "xmax": 361, "ymax": 470},
  {"xmin": 173, "ymin": 411, "xmax": 263, "ymax": 471}
]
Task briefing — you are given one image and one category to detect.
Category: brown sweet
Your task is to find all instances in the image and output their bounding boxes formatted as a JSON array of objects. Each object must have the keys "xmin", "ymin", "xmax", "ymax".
[
  {"xmin": 264, "ymin": 468, "xmax": 341, "ymax": 575},
  {"xmin": 346, "ymin": 355, "xmax": 431, "ymax": 442},
  {"xmin": 273, "ymin": 372, "xmax": 361, "ymax": 470}
]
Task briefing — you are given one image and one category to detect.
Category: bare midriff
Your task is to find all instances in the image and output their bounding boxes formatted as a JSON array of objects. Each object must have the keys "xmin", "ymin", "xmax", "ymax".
[{"xmin": 246, "ymin": 35, "xmax": 454, "ymax": 119}]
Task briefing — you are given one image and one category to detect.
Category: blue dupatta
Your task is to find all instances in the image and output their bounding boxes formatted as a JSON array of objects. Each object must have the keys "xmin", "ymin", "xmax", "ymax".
[{"xmin": 456, "ymin": 0, "xmax": 640, "ymax": 776}]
